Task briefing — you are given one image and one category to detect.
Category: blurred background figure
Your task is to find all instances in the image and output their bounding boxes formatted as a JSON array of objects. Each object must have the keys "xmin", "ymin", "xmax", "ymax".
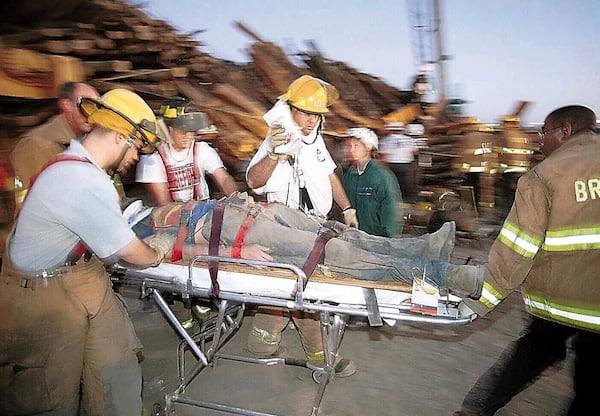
[
  {"xmin": 136, "ymin": 99, "xmax": 237, "ymax": 206},
  {"xmin": 379, "ymin": 122, "xmax": 419, "ymax": 204},
  {"xmin": 342, "ymin": 127, "xmax": 402, "ymax": 237},
  {"xmin": 10, "ymin": 81, "xmax": 100, "ymax": 207}
]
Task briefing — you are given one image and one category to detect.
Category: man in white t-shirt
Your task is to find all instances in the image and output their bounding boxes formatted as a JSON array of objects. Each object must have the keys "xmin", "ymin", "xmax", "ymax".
[
  {"xmin": 245, "ymin": 75, "xmax": 359, "ymax": 377},
  {"xmin": 136, "ymin": 102, "xmax": 237, "ymax": 205},
  {"xmin": 380, "ymin": 122, "xmax": 420, "ymax": 203},
  {"xmin": 0, "ymin": 89, "xmax": 168, "ymax": 415}
]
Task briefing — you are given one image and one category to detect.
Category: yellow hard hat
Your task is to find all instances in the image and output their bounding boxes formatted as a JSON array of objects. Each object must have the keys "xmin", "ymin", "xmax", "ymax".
[
  {"xmin": 159, "ymin": 100, "xmax": 210, "ymax": 132},
  {"xmin": 279, "ymin": 75, "xmax": 339, "ymax": 114},
  {"xmin": 79, "ymin": 89, "xmax": 161, "ymax": 154}
]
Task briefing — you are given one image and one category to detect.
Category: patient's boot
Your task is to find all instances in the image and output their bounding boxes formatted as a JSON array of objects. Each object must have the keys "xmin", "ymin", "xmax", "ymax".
[
  {"xmin": 427, "ymin": 221, "xmax": 456, "ymax": 261},
  {"xmin": 444, "ymin": 263, "xmax": 484, "ymax": 298}
]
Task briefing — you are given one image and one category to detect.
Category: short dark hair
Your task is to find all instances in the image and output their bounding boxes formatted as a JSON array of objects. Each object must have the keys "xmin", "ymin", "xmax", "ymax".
[
  {"xmin": 546, "ymin": 105, "xmax": 597, "ymax": 135},
  {"xmin": 58, "ymin": 81, "xmax": 85, "ymax": 101}
]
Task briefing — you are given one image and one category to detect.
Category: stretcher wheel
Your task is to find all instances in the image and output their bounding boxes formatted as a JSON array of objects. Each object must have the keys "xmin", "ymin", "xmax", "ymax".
[
  {"xmin": 312, "ymin": 369, "xmax": 327, "ymax": 384},
  {"xmin": 152, "ymin": 402, "xmax": 165, "ymax": 416}
]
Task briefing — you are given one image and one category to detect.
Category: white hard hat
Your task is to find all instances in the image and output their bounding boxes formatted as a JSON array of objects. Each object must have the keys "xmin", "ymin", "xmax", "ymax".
[
  {"xmin": 385, "ymin": 122, "xmax": 406, "ymax": 131},
  {"xmin": 405, "ymin": 123, "xmax": 425, "ymax": 136},
  {"xmin": 345, "ymin": 127, "xmax": 379, "ymax": 150}
]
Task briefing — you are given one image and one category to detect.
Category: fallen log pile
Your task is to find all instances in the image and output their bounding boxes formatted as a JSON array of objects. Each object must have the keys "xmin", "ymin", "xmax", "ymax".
[
  {"xmin": 0, "ymin": 0, "xmax": 419, "ymax": 173},
  {"xmin": 0, "ymin": 0, "xmax": 541, "ymax": 239}
]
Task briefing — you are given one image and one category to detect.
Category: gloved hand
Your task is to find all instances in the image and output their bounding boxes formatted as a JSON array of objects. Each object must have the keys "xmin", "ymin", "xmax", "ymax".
[
  {"xmin": 267, "ymin": 125, "xmax": 290, "ymax": 160},
  {"xmin": 148, "ymin": 231, "xmax": 177, "ymax": 267},
  {"xmin": 342, "ymin": 207, "xmax": 359, "ymax": 228},
  {"xmin": 458, "ymin": 300, "xmax": 477, "ymax": 319}
]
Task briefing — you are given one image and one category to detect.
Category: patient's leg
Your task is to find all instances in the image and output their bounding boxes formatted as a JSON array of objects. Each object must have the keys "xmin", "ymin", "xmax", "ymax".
[{"xmin": 338, "ymin": 221, "xmax": 455, "ymax": 261}]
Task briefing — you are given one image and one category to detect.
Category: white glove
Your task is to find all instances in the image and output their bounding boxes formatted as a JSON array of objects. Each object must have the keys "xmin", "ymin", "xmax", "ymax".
[
  {"xmin": 268, "ymin": 125, "xmax": 287, "ymax": 150},
  {"xmin": 148, "ymin": 231, "xmax": 176, "ymax": 266},
  {"xmin": 267, "ymin": 125, "xmax": 291, "ymax": 160},
  {"xmin": 342, "ymin": 208, "xmax": 359, "ymax": 228}
]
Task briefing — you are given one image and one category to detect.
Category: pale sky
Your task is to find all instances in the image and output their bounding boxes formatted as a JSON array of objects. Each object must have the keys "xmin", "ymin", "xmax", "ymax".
[{"xmin": 134, "ymin": 0, "xmax": 600, "ymax": 124}]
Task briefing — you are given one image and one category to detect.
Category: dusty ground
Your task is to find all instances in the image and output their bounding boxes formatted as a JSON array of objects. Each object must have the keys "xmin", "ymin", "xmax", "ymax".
[{"xmin": 121, "ymin": 235, "xmax": 575, "ymax": 416}]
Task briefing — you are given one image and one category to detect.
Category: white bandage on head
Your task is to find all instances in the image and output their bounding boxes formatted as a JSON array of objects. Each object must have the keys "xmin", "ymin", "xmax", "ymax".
[{"xmin": 345, "ymin": 127, "xmax": 379, "ymax": 151}]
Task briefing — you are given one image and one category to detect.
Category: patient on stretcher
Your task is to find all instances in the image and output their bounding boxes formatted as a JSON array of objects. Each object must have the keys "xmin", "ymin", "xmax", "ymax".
[{"xmin": 124, "ymin": 192, "xmax": 482, "ymax": 298}]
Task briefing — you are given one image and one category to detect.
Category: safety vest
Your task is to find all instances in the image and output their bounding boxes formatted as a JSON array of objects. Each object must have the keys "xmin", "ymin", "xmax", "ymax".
[
  {"xmin": 476, "ymin": 132, "xmax": 600, "ymax": 332},
  {"xmin": 156, "ymin": 142, "xmax": 206, "ymax": 202}
]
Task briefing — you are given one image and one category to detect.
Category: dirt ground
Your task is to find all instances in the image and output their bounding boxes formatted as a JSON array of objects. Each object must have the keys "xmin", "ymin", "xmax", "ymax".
[{"xmin": 120, "ymin": 236, "xmax": 575, "ymax": 416}]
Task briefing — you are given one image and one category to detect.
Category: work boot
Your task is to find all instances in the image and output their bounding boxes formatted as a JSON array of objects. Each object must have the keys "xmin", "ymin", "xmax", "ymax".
[
  {"xmin": 247, "ymin": 346, "xmax": 288, "ymax": 359},
  {"xmin": 333, "ymin": 358, "xmax": 358, "ymax": 377},
  {"xmin": 308, "ymin": 356, "xmax": 358, "ymax": 377},
  {"xmin": 427, "ymin": 221, "xmax": 456, "ymax": 261},
  {"xmin": 445, "ymin": 263, "xmax": 484, "ymax": 298}
]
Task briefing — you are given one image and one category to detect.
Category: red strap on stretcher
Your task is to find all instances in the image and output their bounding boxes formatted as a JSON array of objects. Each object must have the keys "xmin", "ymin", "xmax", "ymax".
[
  {"xmin": 170, "ymin": 201, "xmax": 197, "ymax": 262},
  {"xmin": 230, "ymin": 206, "xmax": 260, "ymax": 258}
]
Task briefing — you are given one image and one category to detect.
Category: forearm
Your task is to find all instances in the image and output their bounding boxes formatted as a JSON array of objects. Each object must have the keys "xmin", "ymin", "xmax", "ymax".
[
  {"xmin": 213, "ymin": 168, "xmax": 238, "ymax": 196},
  {"xmin": 117, "ymin": 237, "xmax": 161, "ymax": 268},
  {"xmin": 246, "ymin": 156, "xmax": 278, "ymax": 189},
  {"xmin": 330, "ymin": 173, "xmax": 351, "ymax": 210},
  {"xmin": 145, "ymin": 182, "xmax": 173, "ymax": 206}
]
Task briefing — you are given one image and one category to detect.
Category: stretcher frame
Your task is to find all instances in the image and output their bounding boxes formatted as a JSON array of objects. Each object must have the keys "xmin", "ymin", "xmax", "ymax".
[{"xmin": 119, "ymin": 255, "xmax": 475, "ymax": 416}]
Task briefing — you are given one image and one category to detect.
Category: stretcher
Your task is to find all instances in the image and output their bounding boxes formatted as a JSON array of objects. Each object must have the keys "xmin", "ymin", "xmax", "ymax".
[{"xmin": 116, "ymin": 255, "xmax": 476, "ymax": 416}]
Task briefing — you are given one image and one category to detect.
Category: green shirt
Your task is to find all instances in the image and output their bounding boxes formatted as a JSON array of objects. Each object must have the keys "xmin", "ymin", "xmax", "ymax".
[{"xmin": 343, "ymin": 159, "xmax": 402, "ymax": 237}]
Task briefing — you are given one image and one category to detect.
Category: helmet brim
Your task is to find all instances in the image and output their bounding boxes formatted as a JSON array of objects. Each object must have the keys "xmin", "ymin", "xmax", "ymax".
[{"xmin": 79, "ymin": 96, "xmax": 162, "ymax": 154}]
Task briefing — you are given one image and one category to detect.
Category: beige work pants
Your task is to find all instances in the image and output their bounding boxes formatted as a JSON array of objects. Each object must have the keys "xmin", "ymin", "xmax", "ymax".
[{"xmin": 0, "ymin": 256, "xmax": 143, "ymax": 416}]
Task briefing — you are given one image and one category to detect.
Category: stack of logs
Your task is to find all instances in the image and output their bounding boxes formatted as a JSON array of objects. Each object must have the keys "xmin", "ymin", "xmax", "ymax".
[{"xmin": 0, "ymin": 0, "xmax": 415, "ymax": 175}]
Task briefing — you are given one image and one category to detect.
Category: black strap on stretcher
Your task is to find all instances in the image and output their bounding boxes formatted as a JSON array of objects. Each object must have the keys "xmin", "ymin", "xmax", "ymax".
[
  {"xmin": 300, "ymin": 220, "xmax": 341, "ymax": 288},
  {"xmin": 208, "ymin": 201, "xmax": 226, "ymax": 297},
  {"xmin": 205, "ymin": 201, "xmax": 343, "ymax": 298}
]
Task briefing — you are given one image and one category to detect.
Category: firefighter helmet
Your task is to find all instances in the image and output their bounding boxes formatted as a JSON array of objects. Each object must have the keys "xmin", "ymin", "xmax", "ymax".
[
  {"xmin": 159, "ymin": 101, "xmax": 209, "ymax": 132},
  {"xmin": 279, "ymin": 75, "xmax": 339, "ymax": 114},
  {"xmin": 79, "ymin": 89, "xmax": 161, "ymax": 154}
]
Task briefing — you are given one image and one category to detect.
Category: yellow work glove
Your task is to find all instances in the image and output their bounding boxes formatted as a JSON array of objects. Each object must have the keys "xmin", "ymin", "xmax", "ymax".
[
  {"xmin": 342, "ymin": 208, "xmax": 359, "ymax": 228},
  {"xmin": 148, "ymin": 231, "xmax": 177, "ymax": 267},
  {"xmin": 267, "ymin": 125, "xmax": 291, "ymax": 161}
]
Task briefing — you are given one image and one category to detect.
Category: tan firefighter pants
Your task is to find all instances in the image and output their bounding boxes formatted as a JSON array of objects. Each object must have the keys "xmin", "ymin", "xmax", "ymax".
[{"xmin": 0, "ymin": 256, "xmax": 143, "ymax": 416}]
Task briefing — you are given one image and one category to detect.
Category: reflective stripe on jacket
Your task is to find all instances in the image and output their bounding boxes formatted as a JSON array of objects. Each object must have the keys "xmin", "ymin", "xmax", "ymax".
[{"xmin": 475, "ymin": 131, "xmax": 600, "ymax": 332}]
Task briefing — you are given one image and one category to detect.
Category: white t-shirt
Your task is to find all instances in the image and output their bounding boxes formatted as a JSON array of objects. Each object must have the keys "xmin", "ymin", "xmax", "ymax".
[
  {"xmin": 136, "ymin": 141, "xmax": 225, "ymax": 202},
  {"xmin": 9, "ymin": 140, "xmax": 136, "ymax": 271},
  {"xmin": 380, "ymin": 133, "xmax": 418, "ymax": 163},
  {"xmin": 247, "ymin": 133, "xmax": 337, "ymax": 217}
]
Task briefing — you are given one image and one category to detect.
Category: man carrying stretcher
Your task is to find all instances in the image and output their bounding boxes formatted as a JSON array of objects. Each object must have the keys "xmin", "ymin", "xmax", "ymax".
[{"xmin": 125, "ymin": 192, "xmax": 484, "ymax": 298}]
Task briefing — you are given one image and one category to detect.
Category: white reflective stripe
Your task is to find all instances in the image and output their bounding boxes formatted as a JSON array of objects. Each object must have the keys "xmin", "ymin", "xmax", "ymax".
[
  {"xmin": 500, "ymin": 227, "xmax": 539, "ymax": 256},
  {"xmin": 524, "ymin": 298, "xmax": 600, "ymax": 326},
  {"xmin": 544, "ymin": 233, "xmax": 600, "ymax": 247},
  {"xmin": 480, "ymin": 286, "xmax": 501, "ymax": 307}
]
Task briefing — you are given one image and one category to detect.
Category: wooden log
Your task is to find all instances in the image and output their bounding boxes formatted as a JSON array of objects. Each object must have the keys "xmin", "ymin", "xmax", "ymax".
[
  {"xmin": 42, "ymin": 39, "xmax": 71, "ymax": 54},
  {"xmin": 211, "ymin": 83, "xmax": 266, "ymax": 117},
  {"xmin": 94, "ymin": 36, "xmax": 117, "ymax": 50},
  {"xmin": 104, "ymin": 30, "xmax": 132, "ymax": 40},
  {"xmin": 39, "ymin": 28, "xmax": 71, "ymax": 38},
  {"xmin": 235, "ymin": 21, "xmax": 266, "ymax": 43},
  {"xmin": 82, "ymin": 60, "xmax": 132, "ymax": 77}
]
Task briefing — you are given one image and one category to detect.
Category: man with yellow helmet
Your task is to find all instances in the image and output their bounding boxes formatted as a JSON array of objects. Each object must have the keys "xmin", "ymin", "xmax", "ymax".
[
  {"xmin": 0, "ymin": 88, "xmax": 171, "ymax": 415},
  {"xmin": 136, "ymin": 99, "xmax": 237, "ymax": 205},
  {"xmin": 247, "ymin": 75, "xmax": 357, "ymax": 223},
  {"xmin": 245, "ymin": 75, "xmax": 359, "ymax": 376}
]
